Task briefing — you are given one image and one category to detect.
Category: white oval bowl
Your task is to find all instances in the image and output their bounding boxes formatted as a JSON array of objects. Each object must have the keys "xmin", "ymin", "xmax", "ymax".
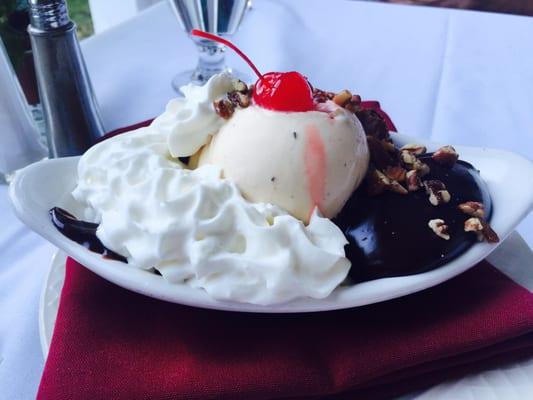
[{"xmin": 9, "ymin": 133, "xmax": 533, "ymax": 313}]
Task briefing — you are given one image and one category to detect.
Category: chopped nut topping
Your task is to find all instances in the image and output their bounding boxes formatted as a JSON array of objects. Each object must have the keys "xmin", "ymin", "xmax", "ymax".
[
  {"xmin": 333, "ymin": 90, "xmax": 352, "ymax": 107},
  {"xmin": 344, "ymin": 95, "xmax": 362, "ymax": 113},
  {"xmin": 480, "ymin": 220, "xmax": 500, "ymax": 243},
  {"xmin": 227, "ymin": 91, "xmax": 251, "ymax": 108},
  {"xmin": 398, "ymin": 147, "xmax": 430, "ymax": 176},
  {"xmin": 213, "ymin": 99, "xmax": 235, "ymax": 119},
  {"xmin": 463, "ymin": 217, "xmax": 500, "ymax": 243},
  {"xmin": 458, "ymin": 201, "xmax": 485, "ymax": 218},
  {"xmin": 464, "ymin": 217, "xmax": 485, "ymax": 242},
  {"xmin": 412, "ymin": 159, "xmax": 430, "ymax": 176},
  {"xmin": 432, "ymin": 145, "xmax": 459, "ymax": 167},
  {"xmin": 312, "ymin": 88, "xmax": 335, "ymax": 103},
  {"xmin": 400, "ymin": 150, "xmax": 417, "ymax": 165},
  {"xmin": 367, "ymin": 168, "xmax": 407, "ymax": 195},
  {"xmin": 231, "ymin": 79, "xmax": 248, "ymax": 93},
  {"xmin": 424, "ymin": 180, "xmax": 446, "ymax": 192},
  {"xmin": 428, "ymin": 219, "xmax": 450, "ymax": 240},
  {"xmin": 385, "ymin": 166, "xmax": 407, "ymax": 182},
  {"xmin": 464, "ymin": 217, "xmax": 483, "ymax": 233},
  {"xmin": 428, "ymin": 190, "xmax": 451, "ymax": 206},
  {"xmin": 406, "ymin": 170, "xmax": 422, "ymax": 191},
  {"xmin": 400, "ymin": 143, "xmax": 427, "ymax": 155},
  {"xmin": 424, "ymin": 180, "xmax": 451, "ymax": 206}
]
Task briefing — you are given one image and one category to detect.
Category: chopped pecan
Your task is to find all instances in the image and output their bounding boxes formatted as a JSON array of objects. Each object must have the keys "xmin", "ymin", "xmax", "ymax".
[
  {"xmin": 367, "ymin": 168, "xmax": 407, "ymax": 195},
  {"xmin": 213, "ymin": 99, "xmax": 235, "ymax": 119},
  {"xmin": 227, "ymin": 91, "xmax": 251, "ymax": 108},
  {"xmin": 231, "ymin": 79, "xmax": 248, "ymax": 93},
  {"xmin": 384, "ymin": 166, "xmax": 407, "ymax": 182},
  {"xmin": 333, "ymin": 90, "xmax": 352, "ymax": 107},
  {"xmin": 432, "ymin": 145, "xmax": 459, "ymax": 167},
  {"xmin": 400, "ymin": 151, "xmax": 429, "ymax": 177},
  {"xmin": 464, "ymin": 217, "xmax": 484, "ymax": 240},
  {"xmin": 344, "ymin": 95, "xmax": 362, "ymax": 113},
  {"xmin": 424, "ymin": 179, "xmax": 446, "ymax": 192},
  {"xmin": 428, "ymin": 219, "xmax": 450, "ymax": 240},
  {"xmin": 400, "ymin": 143, "xmax": 427, "ymax": 155},
  {"xmin": 464, "ymin": 217, "xmax": 500, "ymax": 243},
  {"xmin": 480, "ymin": 219, "xmax": 500, "ymax": 243},
  {"xmin": 412, "ymin": 159, "xmax": 430, "ymax": 177},
  {"xmin": 400, "ymin": 150, "xmax": 417, "ymax": 165},
  {"xmin": 312, "ymin": 89, "xmax": 327, "ymax": 103},
  {"xmin": 424, "ymin": 180, "xmax": 451, "ymax": 206},
  {"xmin": 399, "ymin": 147, "xmax": 430, "ymax": 176},
  {"xmin": 312, "ymin": 88, "xmax": 335, "ymax": 103},
  {"xmin": 458, "ymin": 201, "xmax": 485, "ymax": 218},
  {"xmin": 406, "ymin": 170, "xmax": 422, "ymax": 191}
]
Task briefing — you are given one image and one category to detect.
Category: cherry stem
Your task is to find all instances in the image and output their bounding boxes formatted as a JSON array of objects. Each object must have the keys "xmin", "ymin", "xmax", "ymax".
[{"xmin": 190, "ymin": 29, "xmax": 263, "ymax": 80}]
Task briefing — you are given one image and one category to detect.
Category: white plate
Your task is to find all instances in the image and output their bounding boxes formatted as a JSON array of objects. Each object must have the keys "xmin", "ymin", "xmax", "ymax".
[
  {"xmin": 10, "ymin": 133, "xmax": 533, "ymax": 313},
  {"xmin": 39, "ymin": 250, "xmax": 66, "ymax": 357}
]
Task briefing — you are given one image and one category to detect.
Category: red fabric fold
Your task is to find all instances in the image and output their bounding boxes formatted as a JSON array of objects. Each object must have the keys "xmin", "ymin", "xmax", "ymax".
[
  {"xmin": 37, "ymin": 104, "xmax": 533, "ymax": 399},
  {"xmin": 38, "ymin": 259, "xmax": 533, "ymax": 400}
]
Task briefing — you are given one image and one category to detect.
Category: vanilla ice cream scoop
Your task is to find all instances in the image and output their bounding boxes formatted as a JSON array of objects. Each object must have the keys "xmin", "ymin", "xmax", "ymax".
[{"xmin": 198, "ymin": 102, "xmax": 369, "ymax": 222}]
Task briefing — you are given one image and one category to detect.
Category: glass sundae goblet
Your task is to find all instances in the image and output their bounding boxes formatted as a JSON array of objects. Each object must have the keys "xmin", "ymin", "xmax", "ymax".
[{"xmin": 169, "ymin": 0, "xmax": 250, "ymax": 92}]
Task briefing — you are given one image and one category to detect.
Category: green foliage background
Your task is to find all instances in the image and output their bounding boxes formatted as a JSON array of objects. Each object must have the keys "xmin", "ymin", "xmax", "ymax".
[
  {"xmin": 66, "ymin": 0, "xmax": 94, "ymax": 38},
  {"xmin": 1, "ymin": 0, "xmax": 93, "ymax": 72},
  {"xmin": 0, "ymin": 0, "xmax": 93, "ymax": 39}
]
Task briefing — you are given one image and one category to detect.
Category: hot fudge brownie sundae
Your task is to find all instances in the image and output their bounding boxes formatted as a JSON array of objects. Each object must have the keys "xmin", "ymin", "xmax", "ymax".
[{"xmin": 51, "ymin": 31, "xmax": 499, "ymax": 305}]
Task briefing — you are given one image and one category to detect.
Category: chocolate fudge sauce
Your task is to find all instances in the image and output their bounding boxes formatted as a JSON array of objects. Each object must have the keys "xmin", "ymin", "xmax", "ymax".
[
  {"xmin": 50, "ymin": 156, "xmax": 491, "ymax": 282},
  {"xmin": 334, "ymin": 156, "xmax": 492, "ymax": 282},
  {"xmin": 50, "ymin": 207, "xmax": 126, "ymax": 262}
]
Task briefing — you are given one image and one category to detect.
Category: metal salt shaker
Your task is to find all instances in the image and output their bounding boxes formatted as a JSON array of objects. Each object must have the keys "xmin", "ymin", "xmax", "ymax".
[{"xmin": 27, "ymin": 0, "xmax": 104, "ymax": 157}]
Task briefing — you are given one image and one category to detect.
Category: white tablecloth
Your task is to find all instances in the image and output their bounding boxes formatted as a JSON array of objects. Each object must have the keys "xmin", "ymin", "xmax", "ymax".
[{"xmin": 1, "ymin": 1, "xmax": 532, "ymax": 399}]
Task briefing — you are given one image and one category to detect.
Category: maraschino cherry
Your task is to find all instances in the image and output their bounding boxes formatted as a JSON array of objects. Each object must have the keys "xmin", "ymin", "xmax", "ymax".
[{"xmin": 191, "ymin": 29, "xmax": 314, "ymax": 112}]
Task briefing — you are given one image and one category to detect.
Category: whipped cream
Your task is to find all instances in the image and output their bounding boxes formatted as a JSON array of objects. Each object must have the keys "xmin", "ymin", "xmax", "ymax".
[
  {"xmin": 72, "ymin": 128, "xmax": 351, "ymax": 305},
  {"xmin": 151, "ymin": 72, "xmax": 234, "ymax": 157}
]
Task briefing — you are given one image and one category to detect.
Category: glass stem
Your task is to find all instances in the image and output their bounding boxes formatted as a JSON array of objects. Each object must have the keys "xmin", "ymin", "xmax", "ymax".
[{"xmin": 191, "ymin": 39, "xmax": 227, "ymax": 83}]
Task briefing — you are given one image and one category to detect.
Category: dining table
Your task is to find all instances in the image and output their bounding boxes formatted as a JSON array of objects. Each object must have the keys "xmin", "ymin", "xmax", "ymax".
[{"xmin": 1, "ymin": 1, "xmax": 532, "ymax": 399}]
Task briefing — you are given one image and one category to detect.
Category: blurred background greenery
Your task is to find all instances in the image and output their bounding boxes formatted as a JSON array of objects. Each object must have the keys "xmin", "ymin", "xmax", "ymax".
[
  {"xmin": 0, "ymin": 0, "xmax": 93, "ymax": 39},
  {"xmin": 0, "ymin": 0, "xmax": 94, "ymax": 105},
  {"xmin": 66, "ymin": 0, "xmax": 94, "ymax": 38}
]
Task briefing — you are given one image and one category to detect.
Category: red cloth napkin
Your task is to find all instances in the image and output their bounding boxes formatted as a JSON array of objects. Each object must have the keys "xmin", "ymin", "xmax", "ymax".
[
  {"xmin": 37, "ymin": 103, "xmax": 533, "ymax": 399},
  {"xmin": 38, "ymin": 260, "xmax": 533, "ymax": 400}
]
